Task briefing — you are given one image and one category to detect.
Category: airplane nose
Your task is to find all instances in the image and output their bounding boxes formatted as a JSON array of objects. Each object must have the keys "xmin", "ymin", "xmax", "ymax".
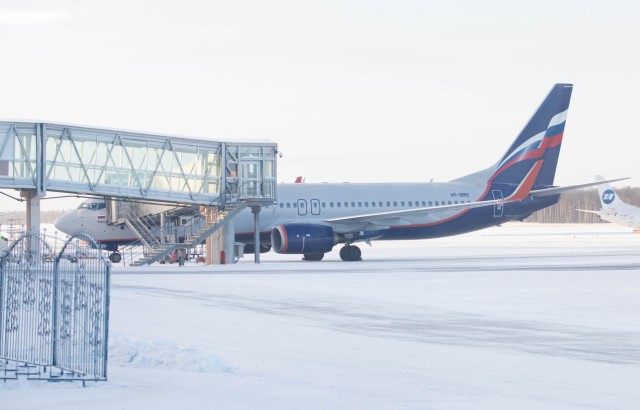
[{"xmin": 54, "ymin": 213, "xmax": 73, "ymax": 235}]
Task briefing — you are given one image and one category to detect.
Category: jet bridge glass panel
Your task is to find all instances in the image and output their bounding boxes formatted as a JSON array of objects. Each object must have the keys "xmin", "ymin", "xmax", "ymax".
[
  {"xmin": 43, "ymin": 125, "xmax": 226, "ymax": 203},
  {"xmin": 0, "ymin": 123, "xmax": 39, "ymax": 189}
]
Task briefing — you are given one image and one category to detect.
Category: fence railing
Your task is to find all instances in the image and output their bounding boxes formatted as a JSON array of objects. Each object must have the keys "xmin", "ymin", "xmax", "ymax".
[{"xmin": 0, "ymin": 232, "xmax": 110, "ymax": 383}]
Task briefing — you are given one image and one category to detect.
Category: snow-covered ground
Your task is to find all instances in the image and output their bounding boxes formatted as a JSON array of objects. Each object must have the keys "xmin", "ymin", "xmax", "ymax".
[{"xmin": 2, "ymin": 223, "xmax": 640, "ymax": 409}]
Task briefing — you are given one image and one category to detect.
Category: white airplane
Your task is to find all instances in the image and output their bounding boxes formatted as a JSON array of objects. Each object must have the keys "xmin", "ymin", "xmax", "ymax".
[
  {"xmin": 576, "ymin": 176, "xmax": 640, "ymax": 229},
  {"xmin": 55, "ymin": 84, "xmax": 625, "ymax": 262}
]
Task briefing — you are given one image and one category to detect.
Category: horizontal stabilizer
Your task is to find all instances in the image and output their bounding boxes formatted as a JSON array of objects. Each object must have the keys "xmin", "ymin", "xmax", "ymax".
[
  {"xmin": 530, "ymin": 178, "xmax": 629, "ymax": 198},
  {"xmin": 575, "ymin": 209, "xmax": 601, "ymax": 215}
]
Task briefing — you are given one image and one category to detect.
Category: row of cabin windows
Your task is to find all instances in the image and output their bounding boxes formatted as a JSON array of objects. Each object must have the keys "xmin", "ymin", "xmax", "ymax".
[{"xmin": 278, "ymin": 200, "xmax": 472, "ymax": 209}]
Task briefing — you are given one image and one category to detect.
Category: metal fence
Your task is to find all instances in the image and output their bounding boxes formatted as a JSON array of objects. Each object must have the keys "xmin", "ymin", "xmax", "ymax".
[{"xmin": 0, "ymin": 232, "xmax": 110, "ymax": 383}]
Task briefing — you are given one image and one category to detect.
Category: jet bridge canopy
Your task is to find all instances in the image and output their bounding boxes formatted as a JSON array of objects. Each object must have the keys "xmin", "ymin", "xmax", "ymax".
[{"xmin": 0, "ymin": 121, "xmax": 277, "ymax": 206}]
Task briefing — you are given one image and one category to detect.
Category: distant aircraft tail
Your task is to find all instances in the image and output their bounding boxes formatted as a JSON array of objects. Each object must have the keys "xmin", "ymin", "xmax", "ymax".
[
  {"xmin": 455, "ymin": 84, "xmax": 573, "ymax": 191},
  {"xmin": 595, "ymin": 175, "xmax": 628, "ymax": 213}
]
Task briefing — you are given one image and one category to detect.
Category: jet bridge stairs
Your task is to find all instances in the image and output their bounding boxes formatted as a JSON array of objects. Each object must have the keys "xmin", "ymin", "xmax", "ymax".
[{"xmin": 118, "ymin": 202, "xmax": 247, "ymax": 267}]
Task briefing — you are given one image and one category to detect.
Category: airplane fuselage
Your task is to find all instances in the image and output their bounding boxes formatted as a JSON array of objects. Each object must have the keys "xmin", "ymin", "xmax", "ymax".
[
  {"xmin": 597, "ymin": 211, "xmax": 640, "ymax": 229},
  {"xmin": 233, "ymin": 181, "xmax": 558, "ymax": 244},
  {"xmin": 56, "ymin": 181, "xmax": 559, "ymax": 253}
]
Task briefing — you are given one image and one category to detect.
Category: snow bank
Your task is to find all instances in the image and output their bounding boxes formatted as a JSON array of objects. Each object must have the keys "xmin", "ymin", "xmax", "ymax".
[{"xmin": 108, "ymin": 334, "xmax": 232, "ymax": 373}]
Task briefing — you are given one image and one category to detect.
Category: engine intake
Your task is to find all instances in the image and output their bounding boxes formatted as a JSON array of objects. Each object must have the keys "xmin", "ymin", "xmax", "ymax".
[{"xmin": 271, "ymin": 224, "xmax": 336, "ymax": 254}]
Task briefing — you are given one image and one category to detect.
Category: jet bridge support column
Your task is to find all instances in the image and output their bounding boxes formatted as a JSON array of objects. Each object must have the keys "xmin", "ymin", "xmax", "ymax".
[
  {"xmin": 23, "ymin": 189, "xmax": 41, "ymax": 255},
  {"xmin": 221, "ymin": 220, "xmax": 235, "ymax": 264},
  {"xmin": 252, "ymin": 206, "xmax": 261, "ymax": 264},
  {"xmin": 205, "ymin": 207, "xmax": 221, "ymax": 265},
  {"xmin": 23, "ymin": 190, "xmax": 41, "ymax": 234}
]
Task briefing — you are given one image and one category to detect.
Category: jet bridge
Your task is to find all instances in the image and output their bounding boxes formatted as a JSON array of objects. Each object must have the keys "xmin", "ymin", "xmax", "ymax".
[{"xmin": 0, "ymin": 120, "xmax": 278, "ymax": 263}]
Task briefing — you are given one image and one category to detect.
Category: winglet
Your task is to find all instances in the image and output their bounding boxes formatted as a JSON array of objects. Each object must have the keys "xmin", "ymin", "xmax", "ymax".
[{"xmin": 506, "ymin": 160, "xmax": 544, "ymax": 202}]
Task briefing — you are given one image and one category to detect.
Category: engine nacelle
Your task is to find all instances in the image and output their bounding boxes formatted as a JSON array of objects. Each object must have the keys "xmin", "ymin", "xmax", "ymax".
[{"xmin": 271, "ymin": 224, "xmax": 337, "ymax": 254}]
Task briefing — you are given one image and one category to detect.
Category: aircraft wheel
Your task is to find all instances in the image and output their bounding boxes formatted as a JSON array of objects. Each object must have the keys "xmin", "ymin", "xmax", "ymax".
[
  {"xmin": 109, "ymin": 252, "xmax": 122, "ymax": 263},
  {"xmin": 303, "ymin": 253, "xmax": 324, "ymax": 261},
  {"xmin": 340, "ymin": 245, "xmax": 361, "ymax": 261},
  {"xmin": 349, "ymin": 246, "xmax": 362, "ymax": 261}
]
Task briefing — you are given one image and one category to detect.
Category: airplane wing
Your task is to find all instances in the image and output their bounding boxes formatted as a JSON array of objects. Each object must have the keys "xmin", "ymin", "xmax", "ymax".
[
  {"xmin": 530, "ymin": 177, "xmax": 628, "ymax": 198},
  {"xmin": 326, "ymin": 160, "xmax": 542, "ymax": 229},
  {"xmin": 326, "ymin": 197, "xmax": 508, "ymax": 228}
]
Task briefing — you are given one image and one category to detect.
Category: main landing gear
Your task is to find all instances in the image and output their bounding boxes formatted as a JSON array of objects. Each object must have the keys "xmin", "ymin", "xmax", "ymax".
[
  {"xmin": 303, "ymin": 253, "xmax": 325, "ymax": 261},
  {"xmin": 339, "ymin": 245, "xmax": 361, "ymax": 262},
  {"xmin": 301, "ymin": 245, "xmax": 362, "ymax": 262}
]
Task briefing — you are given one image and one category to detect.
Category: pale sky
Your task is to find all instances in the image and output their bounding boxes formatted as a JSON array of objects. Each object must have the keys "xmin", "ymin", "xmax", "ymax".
[{"xmin": 1, "ymin": 0, "xmax": 639, "ymax": 211}]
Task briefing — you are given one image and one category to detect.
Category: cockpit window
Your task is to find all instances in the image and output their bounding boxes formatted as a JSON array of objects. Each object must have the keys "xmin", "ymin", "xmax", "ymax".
[{"xmin": 78, "ymin": 202, "xmax": 106, "ymax": 211}]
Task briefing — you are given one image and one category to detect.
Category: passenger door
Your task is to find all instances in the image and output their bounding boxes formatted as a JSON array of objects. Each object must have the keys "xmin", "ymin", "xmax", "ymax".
[{"xmin": 310, "ymin": 199, "xmax": 321, "ymax": 215}]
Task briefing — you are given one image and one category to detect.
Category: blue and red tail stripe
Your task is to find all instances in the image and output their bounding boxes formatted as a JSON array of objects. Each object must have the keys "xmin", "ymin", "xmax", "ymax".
[
  {"xmin": 491, "ymin": 125, "xmax": 565, "ymax": 183},
  {"xmin": 490, "ymin": 84, "xmax": 572, "ymax": 188}
]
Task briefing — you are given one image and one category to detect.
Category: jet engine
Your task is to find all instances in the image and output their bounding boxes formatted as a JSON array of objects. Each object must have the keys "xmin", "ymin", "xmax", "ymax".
[{"xmin": 271, "ymin": 224, "xmax": 337, "ymax": 254}]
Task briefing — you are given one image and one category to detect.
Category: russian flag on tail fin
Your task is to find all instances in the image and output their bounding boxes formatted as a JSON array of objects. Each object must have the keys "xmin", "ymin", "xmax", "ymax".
[{"xmin": 490, "ymin": 84, "xmax": 573, "ymax": 189}]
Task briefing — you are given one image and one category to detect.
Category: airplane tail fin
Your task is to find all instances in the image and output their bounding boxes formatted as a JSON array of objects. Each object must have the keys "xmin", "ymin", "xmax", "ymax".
[
  {"xmin": 489, "ymin": 83, "xmax": 573, "ymax": 188},
  {"xmin": 595, "ymin": 175, "xmax": 627, "ymax": 212},
  {"xmin": 453, "ymin": 84, "xmax": 573, "ymax": 189}
]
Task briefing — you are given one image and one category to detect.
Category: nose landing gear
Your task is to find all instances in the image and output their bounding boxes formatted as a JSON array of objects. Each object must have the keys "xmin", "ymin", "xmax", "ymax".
[{"xmin": 109, "ymin": 252, "xmax": 122, "ymax": 263}]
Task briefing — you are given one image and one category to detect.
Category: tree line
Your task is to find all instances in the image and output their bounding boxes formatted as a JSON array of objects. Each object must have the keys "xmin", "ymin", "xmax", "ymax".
[{"xmin": 0, "ymin": 209, "xmax": 67, "ymax": 226}]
